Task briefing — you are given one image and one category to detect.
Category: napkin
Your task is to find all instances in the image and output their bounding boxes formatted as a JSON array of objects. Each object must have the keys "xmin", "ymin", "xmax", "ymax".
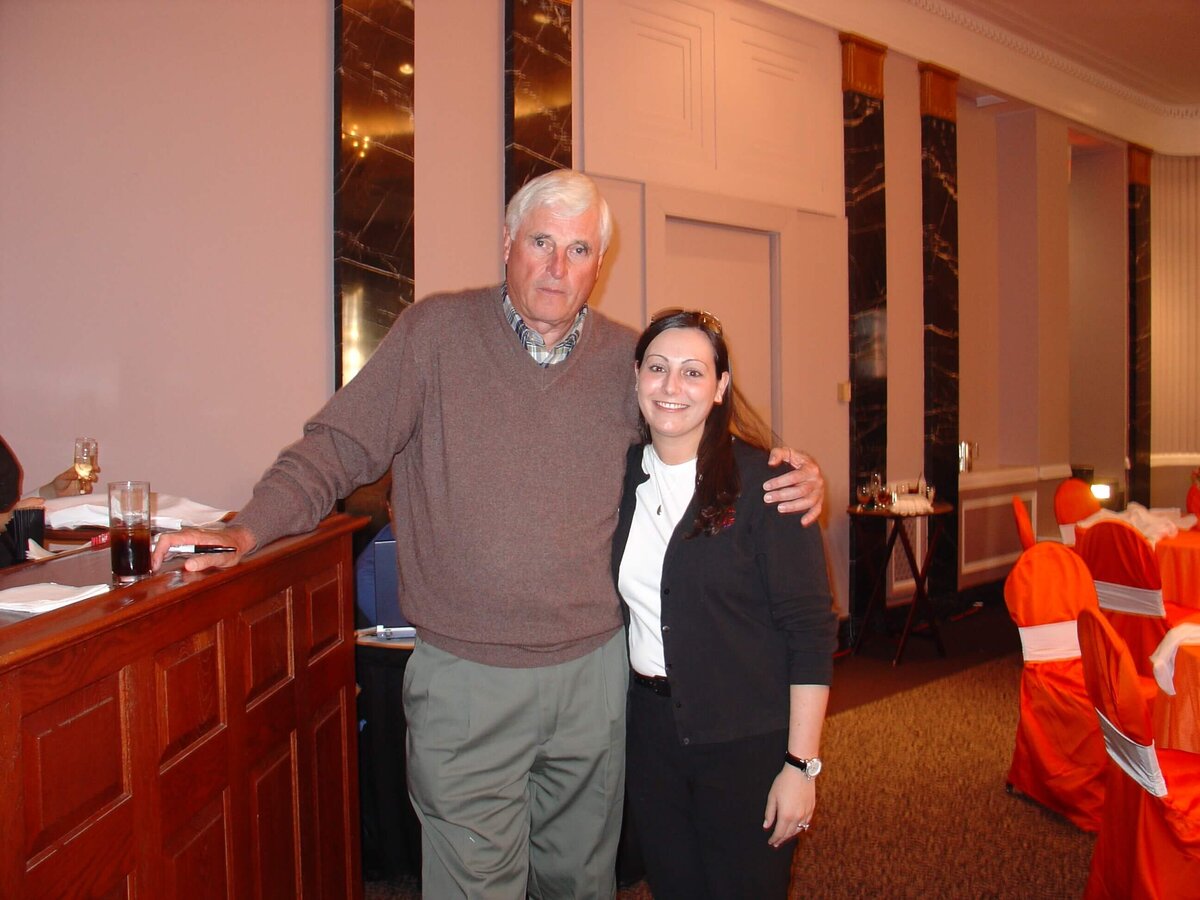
[
  {"xmin": 44, "ymin": 493, "xmax": 232, "ymax": 530},
  {"xmin": 890, "ymin": 495, "xmax": 933, "ymax": 516},
  {"xmin": 1076, "ymin": 503, "xmax": 1197, "ymax": 545},
  {"xmin": 0, "ymin": 582, "xmax": 110, "ymax": 615},
  {"xmin": 1150, "ymin": 623, "xmax": 1200, "ymax": 696}
]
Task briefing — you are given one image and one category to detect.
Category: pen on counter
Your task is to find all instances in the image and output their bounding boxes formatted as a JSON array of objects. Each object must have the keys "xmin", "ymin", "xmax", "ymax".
[{"xmin": 168, "ymin": 545, "xmax": 239, "ymax": 555}]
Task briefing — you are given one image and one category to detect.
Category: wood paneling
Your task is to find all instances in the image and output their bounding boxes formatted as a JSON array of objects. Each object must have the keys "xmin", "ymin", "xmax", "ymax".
[{"xmin": 0, "ymin": 515, "xmax": 362, "ymax": 899}]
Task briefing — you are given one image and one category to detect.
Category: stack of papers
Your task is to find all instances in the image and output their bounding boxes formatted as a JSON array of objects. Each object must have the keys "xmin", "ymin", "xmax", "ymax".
[
  {"xmin": 0, "ymin": 582, "xmax": 110, "ymax": 615},
  {"xmin": 44, "ymin": 493, "xmax": 232, "ymax": 531}
]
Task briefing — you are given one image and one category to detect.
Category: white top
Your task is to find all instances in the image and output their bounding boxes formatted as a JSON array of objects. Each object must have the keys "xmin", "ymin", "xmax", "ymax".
[{"xmin": 618, "ymin": 445, "xmax": 696, "ymax": 677}]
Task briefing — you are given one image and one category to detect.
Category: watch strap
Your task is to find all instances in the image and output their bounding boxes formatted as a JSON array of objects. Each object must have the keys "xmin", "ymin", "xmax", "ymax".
[{"xmin": 784, "ymin": 751, "xmax": 818, "ymax": 775}]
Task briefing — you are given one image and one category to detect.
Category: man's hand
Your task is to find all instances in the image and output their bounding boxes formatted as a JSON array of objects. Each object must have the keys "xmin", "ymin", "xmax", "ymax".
[
  {"xmin": 764, "ymin": 448, "xmax": 824, "ymax": 525},
  {"xmin": 152, "ymin": 524, "xmax": 256, "ymax": 573}
]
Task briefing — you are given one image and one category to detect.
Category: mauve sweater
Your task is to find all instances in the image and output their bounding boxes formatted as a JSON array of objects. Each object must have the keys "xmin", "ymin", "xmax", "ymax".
[{"xmin": 237, "ymin": 285, "xmax": 639, "ymax": 667}]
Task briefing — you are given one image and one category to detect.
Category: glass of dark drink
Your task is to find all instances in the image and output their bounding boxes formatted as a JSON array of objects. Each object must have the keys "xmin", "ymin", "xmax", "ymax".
[{"xmin": 108, "ymin": 480, "xmax": 152, "ymax": 584}]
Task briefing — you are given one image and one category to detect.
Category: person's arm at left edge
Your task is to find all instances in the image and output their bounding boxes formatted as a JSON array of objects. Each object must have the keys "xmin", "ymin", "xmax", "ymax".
[{"xmin": 764, "ymin": 448, "xmax": 824, "ymax": 524}]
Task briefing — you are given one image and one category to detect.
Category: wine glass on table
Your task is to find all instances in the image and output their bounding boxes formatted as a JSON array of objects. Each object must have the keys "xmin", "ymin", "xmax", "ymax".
[
  {"xmin": 73, "ymin": 437, "xmax": 98, "ymax": 494},
  {"xmin": 868, "ymin": 472, "xmax": 884, "ymax": 509},
  {"xmin": 856, "ymin": 483, "xmax": 872, "ymax": 511}
]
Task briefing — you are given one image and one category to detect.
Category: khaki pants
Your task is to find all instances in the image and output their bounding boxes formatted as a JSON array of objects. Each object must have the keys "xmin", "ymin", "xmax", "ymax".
[{"xmin": 404, "ymin": 633, "xmax": 628, "ymax": 899}]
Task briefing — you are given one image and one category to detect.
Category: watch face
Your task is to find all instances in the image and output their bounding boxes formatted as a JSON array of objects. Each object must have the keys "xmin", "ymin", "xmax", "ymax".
[{"xmin": 805, "ymin": 757, "xmax": 822, "ymax": 777}]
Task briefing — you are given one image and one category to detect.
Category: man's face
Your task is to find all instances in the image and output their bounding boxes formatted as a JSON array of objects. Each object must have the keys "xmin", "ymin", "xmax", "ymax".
[{"xmin": 503, "ymin": 204, "xmax": 605, "ymax": 343}]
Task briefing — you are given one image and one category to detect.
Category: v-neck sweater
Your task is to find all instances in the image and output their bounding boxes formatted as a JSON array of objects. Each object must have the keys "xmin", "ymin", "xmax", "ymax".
[{"xmin": 237, "ymin": 284, "xmax": 640, "ymax": 667}]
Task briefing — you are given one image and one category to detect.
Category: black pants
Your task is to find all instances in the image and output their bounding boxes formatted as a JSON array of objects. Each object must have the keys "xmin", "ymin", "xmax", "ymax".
[{"xmin": 626, "ymin": 684, "xmax": 794, "ymax": 900}]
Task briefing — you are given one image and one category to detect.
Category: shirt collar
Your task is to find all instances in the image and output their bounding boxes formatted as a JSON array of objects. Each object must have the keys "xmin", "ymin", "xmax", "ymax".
[{"xmin": 502, "ymin": 285, "xmax": 588, "ymax": 367}]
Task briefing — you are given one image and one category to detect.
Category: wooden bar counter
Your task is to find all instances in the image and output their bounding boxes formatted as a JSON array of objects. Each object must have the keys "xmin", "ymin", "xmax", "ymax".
[{"xmin": 0, "ymin": 514, "xmax": 364, "ymax": 899}]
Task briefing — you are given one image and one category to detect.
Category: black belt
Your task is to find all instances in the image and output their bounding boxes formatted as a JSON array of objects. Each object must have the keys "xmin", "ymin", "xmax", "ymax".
[{"xmin": 632, "ymin": 671, "xmax": 671, "ymax": 697}]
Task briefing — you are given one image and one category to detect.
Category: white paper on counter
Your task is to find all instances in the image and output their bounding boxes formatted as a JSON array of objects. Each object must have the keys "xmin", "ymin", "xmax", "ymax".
[
  {"xmin": 44, "ymin": 493, "xmax": 232, "ymax": 530},
  {"xmin": 0, "ymin": 582, "xmax": 111, "ymax": 614}
]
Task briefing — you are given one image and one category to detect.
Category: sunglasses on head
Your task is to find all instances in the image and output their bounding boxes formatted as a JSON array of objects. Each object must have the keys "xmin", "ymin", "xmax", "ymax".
[{"xmin": 649, "ymin": 308, "xmax": 724, "ymax": 335}]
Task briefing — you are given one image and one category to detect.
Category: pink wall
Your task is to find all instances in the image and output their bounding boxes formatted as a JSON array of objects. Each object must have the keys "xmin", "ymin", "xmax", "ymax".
[
  {"xmin": 1069, "ymin": 146, "xmax": 1129, "ymax": 487},
  {"xmin": 0, "ymin": 0, "xmax": 333, "ymax": 510},
  {"xmin": 883, "ymin": 52, "xmax": 925, "ymax": 485},
  {"xmin": 414, "ymin": 2, "xmax": 505, "ymax": 297}
]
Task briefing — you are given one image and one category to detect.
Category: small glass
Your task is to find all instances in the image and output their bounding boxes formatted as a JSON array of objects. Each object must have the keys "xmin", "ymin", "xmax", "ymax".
[
  {"xmin": 856, "ymin": 483, "xmax": 871, "ymax": 511},
  {"xmin": 109, "ymin": 480, "xmax": 152, "ymax": 584},
  {"xmin": 924, "ymin": 484, "xmax": 936, "ymax": 504},
  {"xmin": 73, "ymin": 437, "xmax": 98, "ymax": 494},
  {"xmin": 868, "ymin": 472, "xmax": 884, "ymax": 508}
]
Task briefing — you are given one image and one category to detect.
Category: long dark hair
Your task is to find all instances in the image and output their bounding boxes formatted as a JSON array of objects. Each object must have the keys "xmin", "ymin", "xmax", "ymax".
[{"xmin": 634, "ymin": 310, "xmax": 772, "ymax": 537}]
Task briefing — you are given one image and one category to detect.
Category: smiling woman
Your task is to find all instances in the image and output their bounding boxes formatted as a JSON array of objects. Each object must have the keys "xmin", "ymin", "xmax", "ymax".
[{"xmin": 614, "ymin": 308, "xmax": 837, "ymax": 899}]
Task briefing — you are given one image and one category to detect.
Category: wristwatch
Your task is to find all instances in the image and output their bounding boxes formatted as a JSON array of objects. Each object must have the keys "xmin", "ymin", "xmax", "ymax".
[{"xmin": 784, "ymin": 752, "xmax": 823, "ymax": 780}]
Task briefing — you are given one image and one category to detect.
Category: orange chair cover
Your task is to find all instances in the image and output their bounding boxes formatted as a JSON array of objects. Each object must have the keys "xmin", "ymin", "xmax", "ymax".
[
  {"xmin": 1054, "ymin": 477, "xmax": 1102, "ymax": 526},
  {"xmin": 1187, "ymin": 484, "xmax": 1200, "ymax": 521},
  {"xmin": 1156, "ymin": 530, "xmax": 1200, "ymax": 611},
  {"xmin": 1011, "ymin": 496, "xmax": 1036, "ymax": 550},
  {"xmin": 1003, "ymin": 543, "xmax": 1106, "ymax": 831},
  {"xmin": 1076, "ymin": 521, "xmax": 1169, "ymax": 678},
  {"xmin": 1078, "ymin": 609, "xmax": 1200, "ymax": 899}
]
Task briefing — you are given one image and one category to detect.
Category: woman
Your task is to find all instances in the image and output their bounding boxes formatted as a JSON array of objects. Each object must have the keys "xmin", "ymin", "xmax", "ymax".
[{"xmin": 612, "ymin": 309, "xmax": 836, "ymax": 899}]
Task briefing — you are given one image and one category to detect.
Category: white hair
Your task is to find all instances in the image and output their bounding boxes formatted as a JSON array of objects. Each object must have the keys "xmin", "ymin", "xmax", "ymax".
[{"xmin": 505, "ymin": 169, "xmax": 612, "ymax": 253}]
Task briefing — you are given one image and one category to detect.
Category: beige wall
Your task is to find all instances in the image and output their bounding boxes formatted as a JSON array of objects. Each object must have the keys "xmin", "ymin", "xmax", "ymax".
[
  {"xmin": 1, "ymin": 0, "xmax": 333, "ymax": 510},
  {"xmin": 1069, "ymin": 145, "xmax": 1128, "ymax": 488},
  {"xmin": 883, "ymin": 52, "xmax": 925, "ymax": 486},
  {"xmin": 957, "ymin": 100, "xmax": 1002, "ymax": 472},
  {"xmin": 414, "ymin": 2, "xmax": 505, "ymax": 296}
]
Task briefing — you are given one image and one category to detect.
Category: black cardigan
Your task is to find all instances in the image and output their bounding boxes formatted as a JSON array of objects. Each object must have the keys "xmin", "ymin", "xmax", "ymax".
[{"xmin": 611, "ymin": 440, "xmax": 836, "ymax": 746}]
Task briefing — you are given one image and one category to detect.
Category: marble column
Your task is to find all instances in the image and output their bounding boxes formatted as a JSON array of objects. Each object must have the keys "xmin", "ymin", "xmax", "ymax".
[
  {"xmin": 335, "ymin": 0, "xmax": 415, "ymax": 386},
  {"xmin": 1127, "ymin": 146, "xmax": 1152, "ymax": 506},
  {"xmin": 505, "ymin": 0, "xmax": 573, "ymax": 202},
  {"xmin": 841, "ymin": 34, "xmax": 889, "ymax": 625},
  {"xmin": 919, "ymin": 63, "xmax": 959, "ymax": 605}
]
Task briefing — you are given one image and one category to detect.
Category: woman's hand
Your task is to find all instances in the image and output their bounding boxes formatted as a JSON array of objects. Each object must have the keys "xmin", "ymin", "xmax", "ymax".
[{"xmin": 762, "ymin": 764, "xmax": 816, "ymax": 848}]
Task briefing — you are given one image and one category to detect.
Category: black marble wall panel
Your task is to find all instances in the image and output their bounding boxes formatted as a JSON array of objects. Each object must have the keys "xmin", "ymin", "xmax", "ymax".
[
  {"xmin": 845, "ymin": 90, "xmax": 889, "ymax": 623},
  {"xmin": 505, "ymin": 0, "xmax": 572, "ymax": 202},
  {"xmin": 920, "ymin": 115, "xmax": 959, "ymax": 605},
  {"xmin": 335, "ymin": 0, "xmax": 415, "ymax": 386},
  {"xmin": 1128, "ymin": 183, "xmax": 1152, "ymax": 505}
]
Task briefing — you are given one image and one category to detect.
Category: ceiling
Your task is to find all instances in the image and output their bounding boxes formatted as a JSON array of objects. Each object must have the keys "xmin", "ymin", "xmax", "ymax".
[{"xmin": 944, "ymin": 0, "xmax": 1200, "ymax": 107}]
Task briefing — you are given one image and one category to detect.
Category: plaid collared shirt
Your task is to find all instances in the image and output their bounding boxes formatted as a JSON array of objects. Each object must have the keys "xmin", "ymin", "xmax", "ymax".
[{"xmin": 502, "ymin": 286, "xmax": 588, "ymax": 367}]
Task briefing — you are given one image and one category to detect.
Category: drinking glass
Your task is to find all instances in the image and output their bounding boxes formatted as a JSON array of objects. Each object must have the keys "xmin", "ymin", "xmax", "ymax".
[
  {"xmin": 868, "ymin": 472, "xmax": 884, "ymax": 508},
  {"xmin": 856, "ymin": 483, "xmax": 871, "ymax": 510},
  {"xmin": 109, "ymin": 480, "xmax": 152, "ymax": 584},
  {"xmin": 73, "ymin": 437, "xmax": 98, "ymax": 494}
]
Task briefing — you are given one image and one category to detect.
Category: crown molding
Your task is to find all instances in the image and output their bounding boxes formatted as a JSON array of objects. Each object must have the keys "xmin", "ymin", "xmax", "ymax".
[
  {"xmin": 760, "ymin": 0, "xmax": 1200, "ymax": 154},
  {"xmin": 905, "ymin": 0, "xmax": 1200, "ymax": 122}
]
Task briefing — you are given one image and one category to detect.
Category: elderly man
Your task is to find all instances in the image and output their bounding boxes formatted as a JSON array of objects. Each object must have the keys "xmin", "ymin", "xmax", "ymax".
[{"xmin": 154, "ymin": 170, "xmax": 824, "ymax": 899}]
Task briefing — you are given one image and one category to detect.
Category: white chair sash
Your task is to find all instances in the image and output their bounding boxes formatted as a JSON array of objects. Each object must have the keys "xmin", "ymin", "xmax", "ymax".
[
  {"xmin": 1095, "ymin": 708, "xmax": 1168, "ymax": 797},
  {"xmin": 1018, "ymin": 620, "xmax": 1081, "ymax": 662},
  {"xmin": 1093, "ymin": 580, "xmax": 1165, "ymax": 618}
]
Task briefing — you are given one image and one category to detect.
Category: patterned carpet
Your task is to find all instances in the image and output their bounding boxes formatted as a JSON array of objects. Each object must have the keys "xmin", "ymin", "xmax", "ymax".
[{"xmin": 365, "ymin": 652, "xmax": 1096, "ymax": 898}]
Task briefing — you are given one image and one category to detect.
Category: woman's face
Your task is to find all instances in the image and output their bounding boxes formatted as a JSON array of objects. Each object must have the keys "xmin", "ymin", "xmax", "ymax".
[{"xmin": 636, "ymin": 326, "xmax": 729, "ymax": 458}]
